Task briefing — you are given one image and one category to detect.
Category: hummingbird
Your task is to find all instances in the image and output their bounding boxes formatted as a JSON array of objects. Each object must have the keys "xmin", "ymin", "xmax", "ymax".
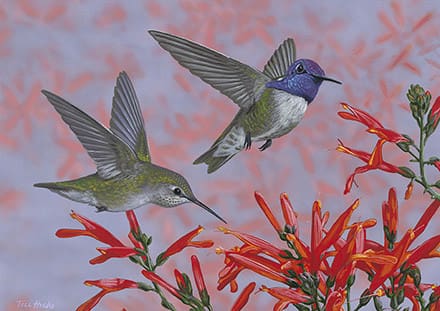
[
  {"xmin": 34, "ymin": 71, "xmax": 226, "ymax": 223},
  {"xmin": 149, "ymin": 30, "xmax": 342, "ymax": 173}
]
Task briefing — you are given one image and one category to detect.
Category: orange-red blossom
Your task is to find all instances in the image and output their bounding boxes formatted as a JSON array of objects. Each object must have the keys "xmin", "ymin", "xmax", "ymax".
[
  {"xmin": 337, "ymin": 103, "xmax": 408, "ymax": 194},
  {"xmin": 77, "ymin": 278, "xmax": 138, "ymax": 311},
  {"xmin": 217, "ymin": 191, "xmax": 397, "ymax": 309}
]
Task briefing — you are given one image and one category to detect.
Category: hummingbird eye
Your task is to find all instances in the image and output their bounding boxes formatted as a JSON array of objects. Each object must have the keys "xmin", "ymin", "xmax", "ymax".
[
  {"xmin": 295, "ymin": 63, "xmax": 305, "ymax": 74},
  {"xmin": 173, "ymin": 187, "xmax": 182, "ymax": 196}
]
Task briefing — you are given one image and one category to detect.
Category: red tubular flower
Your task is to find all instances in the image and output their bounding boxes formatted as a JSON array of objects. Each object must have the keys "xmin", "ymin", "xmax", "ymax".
[
  {"xmin": 255, "ymin": 191, "xmax": 283, "ymax": 233},
  {"xmin": 311, "ymin": 200, "xmax": 323, "ymax": 254},
  {"xmin": 337, "ymin": 140, "xmax": 403, "ymax": 194},
  {"xmin": 382, "ymin": 188, "xmax": 398, "ymax": 249},
  {"xmin": 406, "ymin": 235, "xmax": 440, "ymax": 265},
  {"xmin": 141, "ymin": 271, "xmax": 183, "ymax": 299},
  {"xmin": 280, "ymin": 192, "xmax": 298, "ymax": 233},
  {"xmin": 226, "ymin": 253, "xmax": 288, "ymax": 284},
  {"xmin": 433, "ymin": 160, "xmax": 440, "ymax": 172},
  {"xmin": 89, "ymin": 246, "xmax": 138, "ymax": 265},
  {"xmin": 313, "ymin": 199, "xmax": 359, "ymax": 272},
  {"xmin": 217, "ymin": 263, "xmax": 245, "ymax": 292},
  {"xmin": 405, "ymin": 181, "xmax": 413, "ymax": 200},
  {"xmin": 157, "ymin": 226, "xmax": 213, "ymax": 264},
  {"xmin": 173, "ymin": 269, "xmax": 187, "ymax": 291},
  {"xmin": 414, "ymin": 199, "xmax": 440, "ymax": 237},
  {"xmin": 369, "ymin": 228, "xmax": 416, "ymax": 291},
  {"xmin": 77, "ymin": 278, "xmax": 138, "ymax": 311},
  {"xmin": 56, "ymin": 211, "xmax": 124, "ymax": 247},
  {"xmin": 260, "ymin": 285, "xmax": 309, "ymax": 310},
  {"xmin": 231, "ymin": 282, "xmax": 256, "ymax": 311},
  {"xmin": 285, "ymin": 233, "xmax": 311, "ymax": 261},
  {"xmin": 367, "ymin": 127, "xmax": 409, "ymax": 143},
  {"xmin": 125, "ymin": 210, "xmax": 140, "ymax": 236},
  {"xmin": 338, "ymin": 103, "xmax": 383, "ymax": 128},
  {"xmin": 191, "ymin": 255, "xmax": 210, "ymax": 305},
  {"xmin": 330, "ymin": 224, "xmax": 363, "ymax": 290},
  {"xmin": 338, "ymin": 103, "xmax": 407, "ymax": 142},
  {"xmin": 428, "ymin": 96, "xmax": 440, "ymax": 128},
  {"xmin": 325, "ymin": 289, "xmax": 346, "ymax": 311},
  {"xmin": 218, "ymin": 226, "xmax": 283, "ymax": 259}
]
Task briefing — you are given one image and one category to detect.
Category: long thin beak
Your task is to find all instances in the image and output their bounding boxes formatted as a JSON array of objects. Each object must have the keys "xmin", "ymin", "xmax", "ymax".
[
  {"xmin": 188, "ymin": 197, "xmax": 227, "ymax": 223},
  {"xmin": 312, "ymin": 74, "xmax": 342, "ymax": 85}
]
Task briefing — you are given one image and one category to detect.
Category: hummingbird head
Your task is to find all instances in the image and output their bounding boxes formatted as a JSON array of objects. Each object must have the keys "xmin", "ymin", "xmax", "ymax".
[
  {"xmin": 150, "ymin": 169, "xmax": 226, "ymax": 223},
  {"xmin": 266, "ymin": 59, "xmax": 341, "ymax": 103}
]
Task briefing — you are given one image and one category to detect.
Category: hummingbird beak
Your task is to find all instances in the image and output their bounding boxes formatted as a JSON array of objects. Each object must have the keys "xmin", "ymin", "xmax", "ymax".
[
  {"xmin": 311, "ymin": 74, "xmax": 342, "ymax": 85},
  {"xmin": 187, "ymin": 196, "xmax": 227, "ymax": 224}
]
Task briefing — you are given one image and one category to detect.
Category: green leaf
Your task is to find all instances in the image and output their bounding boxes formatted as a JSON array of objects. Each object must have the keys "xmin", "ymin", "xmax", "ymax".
[
  {"xmin": 373, "ymin": 296, "xmax": 384, "ymax": 311},
  {"xmin": 409, "ymin": 266, "xmax": 421, "ymax": 287},
  {"xmin": 347, "ymin": 274, "xmax": 355, "ymax": 288},
  {"xmin": 398, "ymin": 166, "xmax": 416, "ymax": 178},
  {"xmin": 397, "ymin": 141, "xmax": 410, "ymax": 152},
  {"xmin": 359, "ymin": 289, "xmax": 372, "ymax": 307},
  {"xmin": 200, "ymin": 289, "xmax": 211, "ymax": 307},
  {"xmin": 397, "ymin": 288, "xmax": 405, "ymax": 305}
]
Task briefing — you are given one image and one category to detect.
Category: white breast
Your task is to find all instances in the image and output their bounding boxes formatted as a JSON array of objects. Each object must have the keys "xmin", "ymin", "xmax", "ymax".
[{"xmin": 256, "ymin": 90, "xmax": 308, "ymax": 140}]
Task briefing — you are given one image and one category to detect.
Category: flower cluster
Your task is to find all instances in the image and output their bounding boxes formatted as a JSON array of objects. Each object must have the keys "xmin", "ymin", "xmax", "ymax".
[
  {"xmin": 337, "ymin": 103, "xmax": 408, "ymax": 194},
  {"xmin": 216, "ymin": 190, "xmax": 440, "ymax": 310},
  {"xmin": 57, "ymin": 210, "xmax": 214, "ymax": 310},
  {"xmin": 338, "ymin": 85, "xmax": 440, "ymax": 199},
  {"xmin": 53, "ymin": 85, "xmax": 440, "ymax": 310}
]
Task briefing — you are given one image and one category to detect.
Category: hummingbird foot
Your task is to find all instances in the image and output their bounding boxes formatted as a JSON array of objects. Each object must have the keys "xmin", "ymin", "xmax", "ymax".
[
  {"xmin": 258, "ymin": 139, "xmax": 272, "ymax": 151},
  {"xmin": 244, "ymin": 132, "xmax": 252, "ymax": 150},
  {"xmin": 95, "ymin": 205, "xmax": 108, "ymax": 212}
]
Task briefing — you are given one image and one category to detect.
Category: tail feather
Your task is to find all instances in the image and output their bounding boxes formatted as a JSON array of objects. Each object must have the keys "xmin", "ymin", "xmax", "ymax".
[
  {"xmin": 33, "ymin": 180, "xmax": 94, "ymax": 205},
  {"xmin": 33, "ymin": 182, "xmax": 65, "ymax": 190},
  {"xmin": 193, "ymin": 146, "xmax": 237, "ymax": 174}
]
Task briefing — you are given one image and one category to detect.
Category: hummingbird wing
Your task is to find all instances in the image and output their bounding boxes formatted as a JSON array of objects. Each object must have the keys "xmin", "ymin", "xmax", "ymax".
[
  {"xmin": 149, "ymin": 30, "xmax": 270, "ymax": 110},
  {"xmin": 263, "ymin": 38, "xmax": 296, "ymax": 80},
  {"xmin": 41, "ymin": 90, "xmax": 137, "ymax": 179},
  {"xmin": 110, "ymin": 71, "xmax": 151, "ymax": 163}
]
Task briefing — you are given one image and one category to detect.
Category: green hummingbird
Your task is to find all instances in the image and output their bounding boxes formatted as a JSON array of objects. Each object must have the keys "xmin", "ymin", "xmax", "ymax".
[
  {"xmin": 34, "ymin": 71, "xmax": 226, "ymax": 223},
  {"xmin": 149, "ymin": 30, "xmax": 341, "ymax": 173}
]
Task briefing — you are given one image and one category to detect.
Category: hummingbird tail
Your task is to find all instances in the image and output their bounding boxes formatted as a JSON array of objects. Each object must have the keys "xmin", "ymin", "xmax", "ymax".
[
  {"xmin": 33, "ymin": 182, "xmax": 62, "ymax": 190},
  {"xmin": 33, "ymin": 180, "xmax": 95, "ymax": 205},
  {"xmin": 193, "ymin": 145, "xmax": 239, "ymax": 173},
  {"xmin": 193, "ymin": 123, "xmax": 246, "ymax": 173}
]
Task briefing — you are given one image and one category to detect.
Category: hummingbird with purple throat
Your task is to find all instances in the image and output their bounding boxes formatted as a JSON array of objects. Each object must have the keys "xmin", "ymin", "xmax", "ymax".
[
  {"xmin": 34, "ymin": 71, "xmax": 226, "ymax": 223},
  {"xmin": 149, "ymin": 30, "xmax": 342, "ymax": 173}
]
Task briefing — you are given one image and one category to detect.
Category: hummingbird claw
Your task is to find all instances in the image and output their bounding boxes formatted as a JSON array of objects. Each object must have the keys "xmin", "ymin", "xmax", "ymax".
[
  {"xmin": 95, "ymin": 205, "xmax": 108, "ymax": 212},
  {"xmin": 258, "ymin": 139, "xmax": 272, "ymax": 152},
  {"xmin": 244, "ymin": 132, "xmax": 252, "ymax": 150}
]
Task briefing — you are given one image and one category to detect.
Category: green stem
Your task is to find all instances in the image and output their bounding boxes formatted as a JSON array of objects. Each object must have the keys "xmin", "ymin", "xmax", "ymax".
[
  {"xmin": 153, "ymin": 282, "xmax": 177, "ymax": 311},
  {"xmin": 415, "ymin": 117, "xmax": 440, "ymax": 200},
  {"xmin": 346, "ymin": 286, "xmax": 351, "ymax": 311}
]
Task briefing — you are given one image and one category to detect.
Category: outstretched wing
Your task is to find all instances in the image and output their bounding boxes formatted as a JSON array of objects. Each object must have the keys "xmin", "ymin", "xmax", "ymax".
[
  {"xmin": 41, "ymin": 90, "xmax": 137, "ymax": 179},
  {"xmin": 149, "ymin": 30, "xmax": 270, "ymax": 110},
  {"xmin": 110, "ymin": 71, "xmax": 151, "ymax": 163},
  {"xmin": 263, "ymin": 38, "xmax": 296, "ymax": 80}
]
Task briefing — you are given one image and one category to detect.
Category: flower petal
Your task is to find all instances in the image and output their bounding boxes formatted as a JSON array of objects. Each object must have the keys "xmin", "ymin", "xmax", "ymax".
[
  {"xmin": 191, "ymin": 255, "xmax": 210, "ymax": 305},
  {"xmin": 367, "ymin": 128, "xmax": 408, "ymax": 143},
  {"xmin": 90, "ymin": 247, "xmax": 137, "ymax": 265},
  {"xmin": 56, "ymin": 211, "xmax": 124, "ymax": 247},
  {"xmin": 280, "ymin": 193, "xmax": 298, "ymax": 234},
  {"xmin": 255, "ymin": 192, "xmax": 282, "ymax": 233},
  {"xmin": 227, "ymin": 253, "xmax": 288, "ymax": 284},
  {"xmin": 125, "ymin": 210, "xmax": 140, "ymax": 235},
  {"xmin": 141, "ymin": 271, "xmax": 182, "ymax": 299},
  {"xmin": 339, "ymin": 103, "xmax": 383, "ymax": 128},
  {"xmin": 157, "ymin": 226, "xmax": 212, "ymax": 264},
  {"xmin": 231, "ymin": 282, "xmax": 256, "ymax": 311}
]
